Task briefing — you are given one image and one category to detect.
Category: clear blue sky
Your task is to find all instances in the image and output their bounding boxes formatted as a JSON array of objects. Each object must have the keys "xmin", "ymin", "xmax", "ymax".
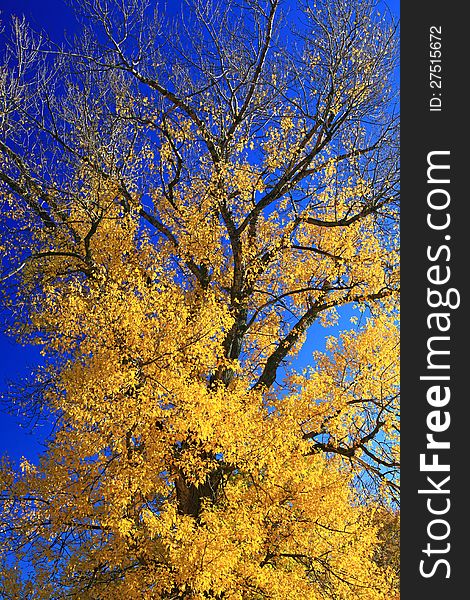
[{"xmin": 0, "ymin": 0, "xmax": 400, "ymax": 465}]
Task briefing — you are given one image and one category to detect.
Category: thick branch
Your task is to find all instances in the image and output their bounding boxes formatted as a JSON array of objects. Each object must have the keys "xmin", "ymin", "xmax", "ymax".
[
  {"xmin": 0, "ymin": 171, "xmax": 56, "ymax": 229},
  {"xmin": 253, "ymin": 287, "xmax": 395, "ymax": 390}
]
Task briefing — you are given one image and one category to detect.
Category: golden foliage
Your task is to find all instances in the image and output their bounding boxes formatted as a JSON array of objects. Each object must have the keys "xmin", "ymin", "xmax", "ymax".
[{"xmin": 0, "ymin": 0, "xmax": 399, "ymax": 597}]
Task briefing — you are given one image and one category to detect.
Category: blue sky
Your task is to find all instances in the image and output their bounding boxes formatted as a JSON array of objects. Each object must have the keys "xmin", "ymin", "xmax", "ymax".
[{"xmin": 0, "ymin": 0, "xmax": 400, "ymax": 465}]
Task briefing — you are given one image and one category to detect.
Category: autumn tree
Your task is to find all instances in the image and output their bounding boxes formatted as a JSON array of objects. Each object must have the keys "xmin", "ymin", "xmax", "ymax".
[{"xmin": 0, "ymin": 0, "xmax": 399, "ymax": 597}]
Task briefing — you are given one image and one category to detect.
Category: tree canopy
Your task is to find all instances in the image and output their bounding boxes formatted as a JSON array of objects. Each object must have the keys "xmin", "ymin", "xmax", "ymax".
[{"xmin": 0, "ymin": 0, "xmax": 399, "ymax": 597}]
